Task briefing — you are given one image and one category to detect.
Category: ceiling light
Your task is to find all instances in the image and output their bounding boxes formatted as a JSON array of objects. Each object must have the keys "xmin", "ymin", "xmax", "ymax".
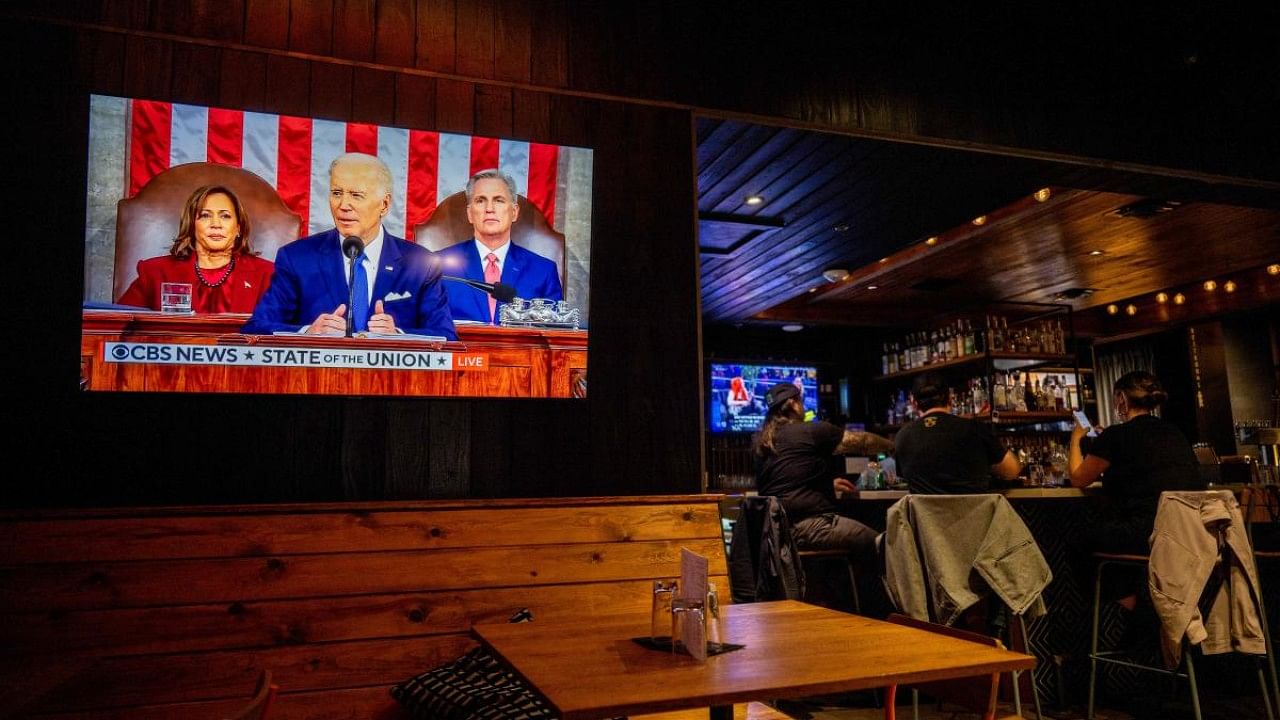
[
  {"xmin": 1125, "ymin": 304, "xmax": 1137, "ymax": 316},
  {"xmin": 1224, "ymin": 280, "xmax": 1237, "ymax": 293},
  {"xmin": 832, "ymin": 223, "xmax": 850, "ymax": 232},
  {"xmin": 972, "ymin": 215, "xmax": 988, "ymax": 226},
  {"xmin": 744, "ymin": 195, "xmax": 764, "ymax": 206},
  {"xmin": 1088, "ymin": 250, "xmax": 1106, "ymax": 256},
  {"xmin": 1203, "ymin": 280, "xmax": 1217, "ymax": 291},
  {"xmin": 822, "ymin": 268, "xmax": 850, "ymax": 282},
  {"xmin": 1034, "ymin": 188, "xmax": 1052, "ymax": 202},
  {"xmin": 1106, "ymin": 304, "xmax": 1119, "ymax": 315},
  {"xmin": 1174, "ymin": 293, "xmax": 1186, "ymax": 305},
  {"xmin": 807, "ymin": 287, "xmax": 818, "ymax": 293},
  {"xmin": 925, "ymin": 236, "xmax": 938, "ymax": 246},
  {"xmin": 879, "ymin": 257, "xmax": 889, "ymax": 264},
  {"xmin": 867, "ymin": 285, "xmax": 879, "ymax": 290},
  {"xmin": 1156, "ymin": 292, "xmax": 1169, "ymax": 303},
  {"xmin": 781, "ymin": 324, "xmax": 804, "ymax": 332},
  {"xmin": 1268, "ymin": 264, "xmax": 1280, "ymax": 275}
]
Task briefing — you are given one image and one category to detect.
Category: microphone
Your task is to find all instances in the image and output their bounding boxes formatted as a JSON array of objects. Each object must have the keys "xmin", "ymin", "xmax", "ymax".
[
  {"xmin": 443, "ymin": 275, "xmax": 518, "ymax": 303},
  {"xmin": 341, "ymin": 235, "xmax": 364, "ymax": 337}
]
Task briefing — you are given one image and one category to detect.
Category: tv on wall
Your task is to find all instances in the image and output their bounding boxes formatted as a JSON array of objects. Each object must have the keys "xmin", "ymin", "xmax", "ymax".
[
  {"xmin": 708, "ymin": 362, "xmax": 818, "ymax": 433},
  {"xmin": 80, "ymin": 95, "xmax": 594, "ymax": 399}
]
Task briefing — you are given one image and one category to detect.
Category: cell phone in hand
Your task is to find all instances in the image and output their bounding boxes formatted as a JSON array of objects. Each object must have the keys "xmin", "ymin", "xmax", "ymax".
[{"xmin": 1073, "ymin": 410, "xmax": 1097, "ymax": 437}]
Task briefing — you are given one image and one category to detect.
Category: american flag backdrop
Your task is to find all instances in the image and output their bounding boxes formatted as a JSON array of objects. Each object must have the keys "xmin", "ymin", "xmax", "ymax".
[
  {"xmin": 111, "ymin": 96, "xmax": 567, "ymax": 240},
  {"xmin": 84, "ymin": 95, "xmax": 595, "ymax": 307}
]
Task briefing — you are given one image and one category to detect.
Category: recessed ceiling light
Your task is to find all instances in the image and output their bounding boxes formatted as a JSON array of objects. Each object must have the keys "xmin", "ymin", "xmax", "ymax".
[
  {"xmin": 1106, "ymin": 304, "xmax": 1119, "ymax": 315},
  {"xmin": 833, "ymin": 223, "xmax": 850, "ymax": 232},
  {"xmin": 925, "ymin": 236, "xmax": 938, "ymax": 246},
  {"xmin": 745, "ymin": 195, "xmax": 764, "ymax": 206},
  {"xmin": 1203, "ymin": 280, "xmax": 1217, "ymax": 291},
  {"xmin": 1125, "ymin": 304, "xmax": 1137, "ymax": 316},
  {"xmin": 822, "ymin": 268, "xmax": 850, "ymax": 282},
  {"xmin": 1268, "ymin": 264, "xmax": 1279, "ymax": 276},
  {"xmin": 879, "ymin": 257, "xmax": 889, "ymax": 264},
  {"xmin": 1156, "ymin": 292, "xmax": 1169, "ymax": 303},
  {"xmin": 1224, "ymin": 280, "xmax": 1237, "ymax": 293},
  {"xmin": 781, "ymin": 324, "xmax": 804, "ymax": 332},
  {"xmin": 807, "ymin": 287, "xmax": 818, "ymax": 293},
  {"xmin": 1034, "ymin": 188, "xmax": 1052, "ymax": 202},
  {"xmin": 867, "ymin": 285, "xmax": 879, "ymax": 290},
  {"xmin": 1088, "ymin": 250, "xmax": 1106, "ymax": 256},
  {"xmin": 1174, "ymin": 293, "xmax": 1186, "ymax": 305},
  {"xmin": 972, "ymin": 215, "xmax": 988, "ymax": 226}
]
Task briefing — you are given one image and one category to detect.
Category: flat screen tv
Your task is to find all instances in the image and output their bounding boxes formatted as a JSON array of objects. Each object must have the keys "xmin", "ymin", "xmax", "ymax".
[
  {"xmin": 708, "ymin": 363, "xmax": 819, "ymax": 433},
  {"xmin": 80, "ymin": 95, "xmax": 593, "ymax": 399}
]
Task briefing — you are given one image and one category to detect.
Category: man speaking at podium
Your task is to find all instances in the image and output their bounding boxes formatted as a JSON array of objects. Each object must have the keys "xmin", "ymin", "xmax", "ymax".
[
  {"xmin": 243, "ymin": 153, "xmax": 456, "ymax": 340},
  {"xmin": 436, "ymin": 169, "xmax": 563, "ymax": 324}
]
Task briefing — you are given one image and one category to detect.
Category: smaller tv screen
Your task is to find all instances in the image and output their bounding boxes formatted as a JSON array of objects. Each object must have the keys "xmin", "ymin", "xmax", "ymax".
[{"xmin": 709, "ymin": 363, "xmax": 818, "ymax": 433}]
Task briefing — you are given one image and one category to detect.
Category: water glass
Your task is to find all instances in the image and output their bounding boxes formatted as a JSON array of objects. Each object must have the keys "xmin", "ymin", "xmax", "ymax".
[
  {"xmin": 160, "ymin": 282, "xmax": 193, "ymax": 314},
  {"xmin": 650, "ymin": 579, "xmax": 677, "ymax": 642}
]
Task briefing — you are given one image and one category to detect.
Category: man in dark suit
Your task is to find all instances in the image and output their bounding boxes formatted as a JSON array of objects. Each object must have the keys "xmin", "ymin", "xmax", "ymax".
[
  {"xmin": 436, "ymin": 169, "xmax": 563, "ymax": 324},
  {"xmin": 243, "ymin": 153, "xmax": 456, "ymax": 340}
]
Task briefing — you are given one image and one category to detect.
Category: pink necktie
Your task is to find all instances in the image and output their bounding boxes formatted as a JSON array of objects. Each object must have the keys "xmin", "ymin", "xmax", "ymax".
[{"xmin": 484, "ymin": 253, "xmax": 500, "ymax": 323}]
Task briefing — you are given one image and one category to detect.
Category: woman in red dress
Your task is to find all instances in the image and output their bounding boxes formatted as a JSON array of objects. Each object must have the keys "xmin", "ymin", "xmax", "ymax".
[{"xmin": 117, "ymin": 185, "xmax": 274, "ymax": 313}]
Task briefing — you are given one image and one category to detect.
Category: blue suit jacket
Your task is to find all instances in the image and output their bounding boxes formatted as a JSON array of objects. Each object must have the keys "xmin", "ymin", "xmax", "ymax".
[
  {"xmin": 242, "ymin": 228, "xmax": 457, "ymax": 340},
  {"xmin": 436, "ymin": 240, "xmax": 564, "ymax": 324}
]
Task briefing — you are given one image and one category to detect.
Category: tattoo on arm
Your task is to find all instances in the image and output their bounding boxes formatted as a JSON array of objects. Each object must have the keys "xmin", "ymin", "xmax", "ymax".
[{"xmin": 834, "ymin": 430, "xmax": 895, "ymax": 456}]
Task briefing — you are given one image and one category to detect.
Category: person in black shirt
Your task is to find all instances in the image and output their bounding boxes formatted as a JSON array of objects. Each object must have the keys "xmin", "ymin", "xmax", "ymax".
[
  {"xmin": 754, "ymin": 382, "xmax": 895, "ymax": 561},
  {"xmin": 1069, "ymin": 371, "xmax": 1202, "ymax": 546},
  {"xmin": 1068, "ymin": 370, "xmax": 1203, "ymax": 608},
  {"xmin": 895, "ymin": 373, "xmax": 1021, "ymax": 494}
]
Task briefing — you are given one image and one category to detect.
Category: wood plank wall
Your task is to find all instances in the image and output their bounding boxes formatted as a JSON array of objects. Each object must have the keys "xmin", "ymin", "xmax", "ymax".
[
  {"xmin": 0, "ymin": 496, "xmax": 730, "ymax": 718},
  {"xmin": 8, "ymin": 4, "xmax": 702, "ymax": 506}
]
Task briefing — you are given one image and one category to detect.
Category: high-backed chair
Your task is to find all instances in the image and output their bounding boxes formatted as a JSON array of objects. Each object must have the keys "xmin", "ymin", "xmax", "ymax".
[
  {"xmin": 412, "ymin": 191, "xmax": 566, "ymax": 287},
  {"xmin": 113, "ymin": 163, "xmax": 302, "ymax": 302}
]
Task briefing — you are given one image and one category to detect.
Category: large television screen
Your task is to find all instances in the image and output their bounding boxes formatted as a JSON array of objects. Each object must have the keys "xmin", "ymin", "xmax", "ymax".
[
  {"xmin": 81, "ymin": 95, "xmax": 593, "ymax": 399},
  {"xmin": 708, "ymin": 363, "xmax": 818, "ymax": 433}
]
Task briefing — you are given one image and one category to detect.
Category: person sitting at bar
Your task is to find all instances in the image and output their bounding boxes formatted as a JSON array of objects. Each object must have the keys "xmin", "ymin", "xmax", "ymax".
[
  {"xmin": 754, "ymin": 382, "xmax": 894, "ymax": 563},
  {"xmin": 1068, "ymin": 370, "xmax": 1204, "ymax": 608},
  {"xmin": 895, "ymin": 373, "xmax": 1021, "ymax": 494}
]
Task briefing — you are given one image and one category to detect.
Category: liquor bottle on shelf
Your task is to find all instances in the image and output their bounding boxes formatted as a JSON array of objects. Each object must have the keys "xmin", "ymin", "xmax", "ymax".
[
  {"xmin": 1023, "ymin": 373, "xmax": 1037, "ymax": 411},
  {"xmin": 993, "ymin": 371, "xmax": 1008, "ymax": 412},
  {"xmin": 991, "ymin": 316, "xmax": 1006, "ymax": 352}
]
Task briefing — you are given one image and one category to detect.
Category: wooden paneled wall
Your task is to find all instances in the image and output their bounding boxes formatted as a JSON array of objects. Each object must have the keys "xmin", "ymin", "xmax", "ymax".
[{"xmin": 8, "ymin": 7, "xmax": 701, "ymax": 506}]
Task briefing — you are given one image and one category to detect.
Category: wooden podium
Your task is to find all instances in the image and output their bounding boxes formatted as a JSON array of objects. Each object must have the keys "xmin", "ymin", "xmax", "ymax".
[{"xmin": 81, "ymin": 310, "xmax": 587, "ymax": 397}]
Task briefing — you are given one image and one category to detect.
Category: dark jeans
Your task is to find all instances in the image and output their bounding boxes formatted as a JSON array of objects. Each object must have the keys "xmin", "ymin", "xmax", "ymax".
[{"xmin": 791, "ymin": 513, "xmax": 878, "ymax": 565}]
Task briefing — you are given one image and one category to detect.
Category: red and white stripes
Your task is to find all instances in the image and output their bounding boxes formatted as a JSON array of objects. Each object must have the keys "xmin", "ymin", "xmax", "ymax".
[{"xmin": 118, "ymin": 97, "xmax": 563, "ymax": 242}]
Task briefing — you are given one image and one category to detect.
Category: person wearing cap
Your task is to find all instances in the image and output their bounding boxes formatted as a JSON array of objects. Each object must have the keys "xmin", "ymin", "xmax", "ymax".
[
  {"xmin": 754, "ymin": 381, "xmax": 895, "ymax": 564},
  {"xmin": 894, "ymin": 372, "xmax": 1021, "ymax": 494}
]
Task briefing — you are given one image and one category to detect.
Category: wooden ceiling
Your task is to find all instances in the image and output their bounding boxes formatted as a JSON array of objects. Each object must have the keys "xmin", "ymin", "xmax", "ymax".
[{"xmin": 697, "ymin": 118, "xmax": 1280, "ymax": 330}]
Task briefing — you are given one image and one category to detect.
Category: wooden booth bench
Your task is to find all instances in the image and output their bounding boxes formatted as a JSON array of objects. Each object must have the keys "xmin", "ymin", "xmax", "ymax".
[{"xmin": 0, "ymin": 495, "xmax": 785, "ymax": 720}]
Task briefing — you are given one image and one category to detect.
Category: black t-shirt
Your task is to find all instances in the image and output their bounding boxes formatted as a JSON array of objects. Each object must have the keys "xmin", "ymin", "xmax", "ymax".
[
  {"xmin": 756, "ymin": 420, "xmax": 845, "ymax": 522},
  {"xmin": 1088, "ymin": 414, "xmax": 1203, "ymax": 517},
  {"xmin": 895, "ymin": 412, "xmax": 1007, "ymax": 494}
]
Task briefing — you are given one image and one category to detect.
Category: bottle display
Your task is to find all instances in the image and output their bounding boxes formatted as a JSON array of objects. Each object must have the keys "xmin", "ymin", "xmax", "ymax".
[{"xmin": 879, "ymin": 314, "xmax": 1066, "ymax": 377}]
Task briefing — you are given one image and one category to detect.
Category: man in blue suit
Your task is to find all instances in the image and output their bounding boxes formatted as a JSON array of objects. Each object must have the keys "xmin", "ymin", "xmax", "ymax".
[
  {"xmin": 436, "ymin": 169, "xmax": 563, "ymax": 324},
  {"xmin": 243, "ymin": 153, "xmax": 456, "ymax": 340}
]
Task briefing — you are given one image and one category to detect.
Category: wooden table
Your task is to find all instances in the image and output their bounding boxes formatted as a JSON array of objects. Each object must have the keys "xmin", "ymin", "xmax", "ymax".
[{"xmin": 473, "ymin": 600, "xmax": 1035, "ymax": 720}]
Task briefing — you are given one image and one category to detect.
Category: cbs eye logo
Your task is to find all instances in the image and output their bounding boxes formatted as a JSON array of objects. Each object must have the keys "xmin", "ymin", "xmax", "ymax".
[{"xmin": 111, "ymin": 345, "xmax": 130, "ymax": 360}]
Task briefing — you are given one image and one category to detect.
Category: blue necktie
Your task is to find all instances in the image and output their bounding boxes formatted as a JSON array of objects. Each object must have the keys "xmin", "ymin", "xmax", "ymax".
[{"xmin": 351, "ymin": 251, "xmax": 369, "ymax": 332}]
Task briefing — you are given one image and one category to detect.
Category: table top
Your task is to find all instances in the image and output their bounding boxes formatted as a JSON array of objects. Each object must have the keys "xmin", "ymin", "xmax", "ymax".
[{"xmin": 472, "ymin": 600, "xmax": 1035, "ymax": 720}]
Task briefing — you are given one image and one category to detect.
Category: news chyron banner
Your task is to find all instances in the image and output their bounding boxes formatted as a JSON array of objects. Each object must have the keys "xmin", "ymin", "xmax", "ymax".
[{"xmin": 103, "ymin": 343, "xmax": 489, "ymax": 372}]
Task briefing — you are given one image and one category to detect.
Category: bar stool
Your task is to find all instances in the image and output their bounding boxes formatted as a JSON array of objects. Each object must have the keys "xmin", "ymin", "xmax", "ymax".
[
  {"xmin": 796, "ymin": 547, "xmax": 861, "ymax": 614},
  {"xmin": 1244, "ymin": 484, "xmax": 1280, "ymax": 713},
  {"xmin": 1086, "ymin": 493, "xmax": 1276, "ymax": 720}
]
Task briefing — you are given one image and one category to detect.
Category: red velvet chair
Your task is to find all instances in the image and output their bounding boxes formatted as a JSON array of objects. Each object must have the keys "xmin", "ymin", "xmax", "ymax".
[
  {"xmin": 113, "ymin": 163, "xmax": 302, "ymax": 303},
  {"xmin": 412, "ymin": 191, "xmax": 566, "ymax": 287}
]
